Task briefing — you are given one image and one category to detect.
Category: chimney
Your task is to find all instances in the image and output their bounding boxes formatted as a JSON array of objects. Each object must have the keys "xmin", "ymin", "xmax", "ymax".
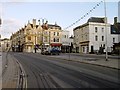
[
  {"xmin": 114, "ymin": 17, "xmax": 117, "ymax": 24},
  {"xmin": 33, "ymin": 19, "xmax": 36, "ymax": 27}
]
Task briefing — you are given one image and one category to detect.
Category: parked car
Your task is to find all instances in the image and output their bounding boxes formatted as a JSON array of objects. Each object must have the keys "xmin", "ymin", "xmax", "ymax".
[
  {"xmin": 41, "ymin": 48, "xmax": 61, "ymax": 55},
  {"xmin": 50, "ymin": 48, "xmax": 61, "ymax": 55}
]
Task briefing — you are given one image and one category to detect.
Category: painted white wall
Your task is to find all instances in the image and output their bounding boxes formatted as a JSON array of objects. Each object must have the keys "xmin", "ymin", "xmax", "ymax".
[
  {"xmin": 61, "ymin": 30, "xmax": 70, "ymax": 45},
  {"xmin": 89, "ymin": 22, "xmax": 113, "ymax": 52},
  {"xmin": 74, "ymin": 20, "xmax": 120, "ymax": 53}
]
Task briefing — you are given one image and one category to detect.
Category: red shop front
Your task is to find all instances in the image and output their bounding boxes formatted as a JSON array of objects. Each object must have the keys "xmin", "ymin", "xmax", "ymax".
[{"xmin": 50, "ymin": 43, "xmax": 62, "ymax": 49}]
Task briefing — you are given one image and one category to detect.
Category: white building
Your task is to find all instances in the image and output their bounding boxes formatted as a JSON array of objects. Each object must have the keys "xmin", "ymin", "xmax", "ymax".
[
  {"xmin": 73, "ymin": 17, "xmax": 119, "ymax": 54},
  {"xmin": 61, "ymin": 30, "xmax": 74, "ymax": 53},
  {"xmin": 61, "ymin": 30, "xmax": 70, "ymax": 53},
  {"xmin": 61, "ymin": 30, "xmax": 69, "ymax": 45}
]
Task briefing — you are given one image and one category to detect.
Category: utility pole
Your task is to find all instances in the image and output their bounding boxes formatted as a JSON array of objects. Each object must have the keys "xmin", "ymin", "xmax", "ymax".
[
  {"xmin": 49, "ymin": 30, "xmax": 50, "ymax": 50},
  {"xmin": 104, "ymin": 0, "xmax": 108, "ymax": 61},
  {"xmin": 34, "ymin": 33, "xmax": 37, "ymax": 53}
]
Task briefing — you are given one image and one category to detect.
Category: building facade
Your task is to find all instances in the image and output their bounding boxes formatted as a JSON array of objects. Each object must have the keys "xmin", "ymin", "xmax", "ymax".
[
  {"xmin": 111, "ymin": 17, "xmax": 120, "ymax": 54},
  {"xmin": 73, "ymin": 17, "xmax": 117, "ymax": 54},
  {"xmin": 61, "ymin": 30, "xmax": 70, "ymax": 53},
  {"xmin": 10, "ymin": 19, "xmax": 62, "ymax": 52}
]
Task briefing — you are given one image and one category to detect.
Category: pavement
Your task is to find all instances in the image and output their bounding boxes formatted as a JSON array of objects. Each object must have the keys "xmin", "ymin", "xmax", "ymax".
[
  {"xmin": 0, "ymin": 52, "xmax": 2, "ymax": 90},
  {"xmin": 2, "ymin": 52, "xmax": 20, "ymax": 88},
  {"xmin": 47, "ymin": 53, "xmax": 120, "ymax": 70}
]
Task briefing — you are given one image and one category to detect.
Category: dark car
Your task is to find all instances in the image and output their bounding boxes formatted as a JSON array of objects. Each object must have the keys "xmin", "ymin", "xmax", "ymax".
[
  {"xmin": 50, "ymin": 48, "xmax": 61, "ymax": 55},
  {"xmin": 41, "ymin": 48, "xmax": 61, "ymax": 55}
]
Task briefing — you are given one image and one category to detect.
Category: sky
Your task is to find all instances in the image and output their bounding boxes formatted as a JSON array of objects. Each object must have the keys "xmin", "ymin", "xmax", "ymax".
[{"xmin": 0, "ymin": 0, "xmax": 119, "ymax": 38}]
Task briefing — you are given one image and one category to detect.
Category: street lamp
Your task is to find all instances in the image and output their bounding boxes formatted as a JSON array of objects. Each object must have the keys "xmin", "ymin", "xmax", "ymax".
[
  {"xmin": 18, "ymin": 32, "xmax": 21, "ymax": 52},
  {"xmin": 68, "ymin": 43, "xmax": 71, "ymax": 60},
  {"xmin": 104, "ymin": 0, "xmax": 108, "ymax": 61},
  {"xmin": 34, "ymin": 32, "xmax": 37, "ymax": 53}
]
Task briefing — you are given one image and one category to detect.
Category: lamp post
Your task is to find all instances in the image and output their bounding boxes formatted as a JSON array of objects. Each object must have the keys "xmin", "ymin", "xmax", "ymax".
[
  {"xmin": 69, "ymin": 43, "xmax": 71, "ymax": 60},
  {"xmin": 34, "ymin": 33, "xmax": 37, "ymax": 53},
  {"xmin": 18, "ymin": 32, "xmax": 21, "ymax": 52},
  {"xmin": 33, "ymin": 32, "xmax": 37, "ymax": 53},
  {"xmin": 104, "ymin": 0, "xmax": 108, "ymax": 61}
]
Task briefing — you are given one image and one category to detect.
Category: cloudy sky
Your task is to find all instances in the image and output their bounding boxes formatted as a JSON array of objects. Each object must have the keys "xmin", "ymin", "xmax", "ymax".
[{"xmin": 0, "ymin": 0, "xmax": 119, "ymax": 38}]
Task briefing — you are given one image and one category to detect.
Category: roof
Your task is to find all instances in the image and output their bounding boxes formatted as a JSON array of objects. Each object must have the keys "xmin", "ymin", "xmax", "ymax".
[
  {"xmin": 73, "ymin": 23, "xmax": 89, "ymax": 31},
  {"xmin": 48, "ymin": 24, "xmax": 61, "ymax": 30},
  {"xmin": 1, "ymin": 38, "xmax": 9, "ymax": 41},
  {"xmin": 87, "ymin": 17, "xmax": 105, "ymax": 23},
  {"xmin": 73, "ymin": 17, "xmax": 106, "ymax": 31}
]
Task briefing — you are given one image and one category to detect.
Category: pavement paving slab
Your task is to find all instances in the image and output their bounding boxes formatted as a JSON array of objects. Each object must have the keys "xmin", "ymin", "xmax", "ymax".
[
  {"xmin": 2, "ymin": 53, "xmax": 20, "ymax": 88},
  {"xmin": 47, "ymin": 53, "xmax": 119, "ymax": 70}
]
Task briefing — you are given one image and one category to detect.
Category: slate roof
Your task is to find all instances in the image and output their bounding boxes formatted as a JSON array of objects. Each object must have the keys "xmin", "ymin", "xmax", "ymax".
[
  {"xmin": 87, "ymin": 17, "xmax": 105, "ymax": 23},
  {"xmin": 48, "ymin": 24, "xmax": 61, "ymax": 30},
  {"xmin": 73, "ymin": 17, "xmax": 105, "ymax": 31}
]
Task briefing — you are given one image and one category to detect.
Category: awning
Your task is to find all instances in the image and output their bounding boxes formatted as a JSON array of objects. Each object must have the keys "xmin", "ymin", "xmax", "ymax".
[{"xmin": 50, "ymin": 43, "xmax": 62, "ymax": 46}]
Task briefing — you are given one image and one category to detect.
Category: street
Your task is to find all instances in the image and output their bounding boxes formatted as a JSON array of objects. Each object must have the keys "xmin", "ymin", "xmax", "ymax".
[{"xmin": 10, "ymin": 52, "xmax": 119, "ymax": 88}]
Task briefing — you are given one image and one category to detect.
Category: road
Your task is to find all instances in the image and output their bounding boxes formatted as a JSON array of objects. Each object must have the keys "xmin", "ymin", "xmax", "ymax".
[{"xmin": 12, "ymin": 52, "xmax": 119, "ymax": 88}]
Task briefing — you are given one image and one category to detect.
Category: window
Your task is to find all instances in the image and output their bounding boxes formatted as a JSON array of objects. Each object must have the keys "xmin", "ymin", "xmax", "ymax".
[
  {"xmin": 57, "ymin": 32, "xmax": 59, "ymax": 36},
  {"xmin": 103, "ymin": 44, "xmax": 105, "ymax": 48},
  {"xmin": 95, "ymin": 35, "xmax": 98, "ymax": 41},
  {"xmin": 102, "ymin": 27, "xmax": 104, "ymax": 32},
  {"xmin": 53, "ymin": 38, "xmax": 59, "ymax": 42},
  {"xmin": 44, "ymin": 31, "xmax": 48, "ymax": 35},
  {"xmin": 28, "ymin": 36, "xmax": 31, "ymax": 40},
  {"xmin": 113, "ymin": 38, "xmax": 115, "ymax": 43},
  {"xmin": 95, "ymin": 27, "xmax": 98, "ymax": 33},
  {"xmin": 53, "ymin": 38, "xmax": 56, "ymax": 42},
  {"xmin": 57, "ymin": 38, "xmax": 59, "ymax": 42},
  {"xmin": 86, "ymin": 35, "xmax": 87, "ymax": 40},
  {"xmin": 54, "ymin": 32, "xmax": 56, "ymax": 36},
  {"xmin": 82, "ymin": 36, "xmax": 83, "ymax": 40},
  {"xmin": 64, "ymin": 35, "xmax": 66, "ymax": 38},
  {"xmin": 102, "ymin": 36, "xmax": 104, "ymax": 41},
  {"xmin": 83, "ymin": 47, "xmax": 85, "ymax": 52},
  {"xmin": 44, "ymin": 37, "xmax": 47, "ymax": 42}
]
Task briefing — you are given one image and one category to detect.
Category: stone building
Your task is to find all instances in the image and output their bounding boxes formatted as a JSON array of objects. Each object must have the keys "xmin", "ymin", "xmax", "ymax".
[{"xmin": 10, "ymin": 19, "xmax": 62, "ymax": 52}]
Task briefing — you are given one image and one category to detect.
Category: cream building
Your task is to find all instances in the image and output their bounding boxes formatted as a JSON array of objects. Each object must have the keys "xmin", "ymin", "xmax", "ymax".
[{"xmin": 10, "ymin": 19, "xmax": 62, "ymax": 52}]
